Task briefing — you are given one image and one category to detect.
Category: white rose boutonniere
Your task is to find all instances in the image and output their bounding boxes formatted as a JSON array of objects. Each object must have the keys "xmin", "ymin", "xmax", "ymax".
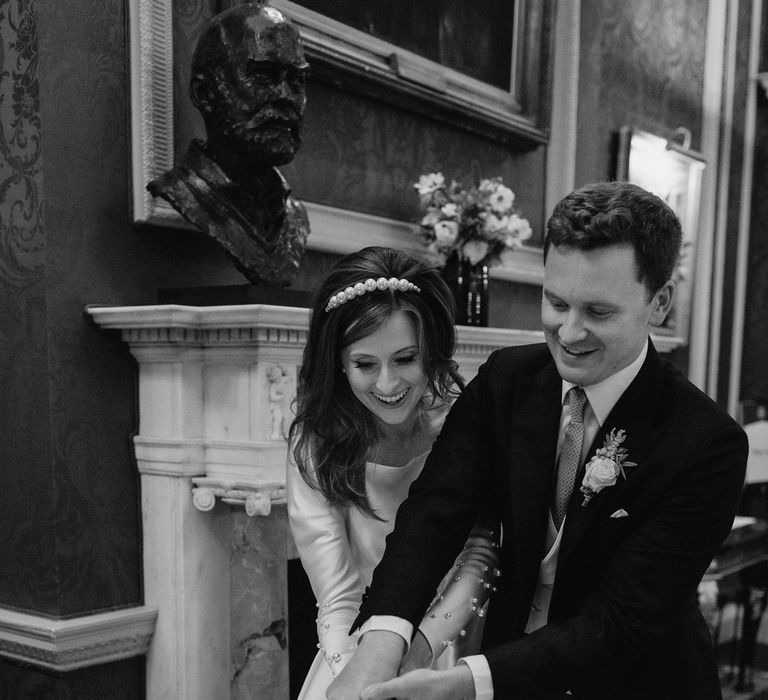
[{"xmin": 580, "ymin": 429, "xmax": 637, "ymax": 506}]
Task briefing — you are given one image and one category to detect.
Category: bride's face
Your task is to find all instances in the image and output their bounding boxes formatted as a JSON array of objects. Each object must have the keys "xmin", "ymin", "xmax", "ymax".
[{"xmin": 341, "ymin": 310, "xmax": 428, "ymax": 427}]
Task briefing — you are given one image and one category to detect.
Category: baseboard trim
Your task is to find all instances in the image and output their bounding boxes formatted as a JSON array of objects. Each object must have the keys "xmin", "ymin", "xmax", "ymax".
[{"xmin": 0, "ymin": 605, "xmax": 157, "ymax": 672}]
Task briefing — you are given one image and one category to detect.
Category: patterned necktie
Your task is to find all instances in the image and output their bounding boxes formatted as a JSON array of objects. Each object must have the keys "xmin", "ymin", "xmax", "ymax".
[{"xmin": 553, "ymin": 386, "xmax": 588, "ymax": 529}]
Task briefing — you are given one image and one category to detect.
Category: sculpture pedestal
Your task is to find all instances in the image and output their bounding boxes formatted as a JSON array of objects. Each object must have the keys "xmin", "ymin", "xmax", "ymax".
[{"xmin": 86, "ymin": 303, "xmax": 543, "ymax": 699}]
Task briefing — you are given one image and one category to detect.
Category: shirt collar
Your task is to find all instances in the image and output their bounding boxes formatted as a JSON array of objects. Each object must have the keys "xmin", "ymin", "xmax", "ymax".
[{"xmin": 561, "ymin": 339, "xmax": 648, "ymax": 427}]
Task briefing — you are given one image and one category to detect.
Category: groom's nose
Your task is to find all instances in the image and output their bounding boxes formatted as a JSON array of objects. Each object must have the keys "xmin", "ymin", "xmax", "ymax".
[{"xmin": 558, "ymin": 310, "xmax": 589, "ymax": 344}]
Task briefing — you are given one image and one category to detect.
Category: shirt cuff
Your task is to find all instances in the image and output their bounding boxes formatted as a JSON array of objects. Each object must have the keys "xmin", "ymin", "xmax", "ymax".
[
  {"xmin": 459, "ymin": 655, "xmax": 494, "ymax": 700},
  {"xmin": 359, "ymin": 615, "xmax": 413, "ymax": 652}
]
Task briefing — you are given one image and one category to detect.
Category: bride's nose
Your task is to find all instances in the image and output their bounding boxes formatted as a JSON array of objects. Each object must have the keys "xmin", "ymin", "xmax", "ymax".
[{"xmin": 375, "ymin": 364, "xmax": 400, "ymax": 394}]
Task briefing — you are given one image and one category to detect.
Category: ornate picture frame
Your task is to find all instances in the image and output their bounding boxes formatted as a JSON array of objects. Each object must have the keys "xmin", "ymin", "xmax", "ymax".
[{"xmin": 617, "ymin": 126, "xmax": 706, "ymax": 347}]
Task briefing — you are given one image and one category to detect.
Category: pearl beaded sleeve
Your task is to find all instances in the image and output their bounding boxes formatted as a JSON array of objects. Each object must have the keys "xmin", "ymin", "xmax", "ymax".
[{"xmin": 415, "ymin": 520, "xmax": 501, "ymax": 663}]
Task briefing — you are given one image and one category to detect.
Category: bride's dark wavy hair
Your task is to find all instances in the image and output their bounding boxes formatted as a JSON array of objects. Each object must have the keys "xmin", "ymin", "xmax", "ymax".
[{"xmin": 289, "ymin": 246, "xmax": 463, "ymax": 517}]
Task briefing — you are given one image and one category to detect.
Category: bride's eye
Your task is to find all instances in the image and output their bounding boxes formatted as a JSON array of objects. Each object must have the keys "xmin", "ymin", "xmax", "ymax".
[{"xmin": 351, "ymin": 360, "xmax": 375, "ymax": 371}]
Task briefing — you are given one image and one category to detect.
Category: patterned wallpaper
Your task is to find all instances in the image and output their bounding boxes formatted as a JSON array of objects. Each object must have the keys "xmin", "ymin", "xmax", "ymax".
[
  {"xmin": 0, "ymin": 0, "xmax": 142, "ymax": 619},
  {"xmin": 38, "ymin": 0, "xmax": 143, "ymax": 616},
  {"xmin": 0, "ymin": 0, "xmax": 57, "ymax": 614},
  {"xmin": 575, "ymin": 0, "xmax": 706, "ymax": 185},
  {"xmin": 0, "ymin": 0, "xmax": 43, "ymax": 280}
]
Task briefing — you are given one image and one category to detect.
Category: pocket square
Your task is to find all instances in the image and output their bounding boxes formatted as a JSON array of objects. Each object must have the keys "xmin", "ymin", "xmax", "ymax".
[{"xmin": 610, "ymin": 509, "xmax": 629, "ymax": 518}]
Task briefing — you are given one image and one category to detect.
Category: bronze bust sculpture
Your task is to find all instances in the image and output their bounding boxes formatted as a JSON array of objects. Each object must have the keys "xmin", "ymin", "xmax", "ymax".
[{"xmin": 148, "ymin": 2, "xmax": 310, "ymax": 287}]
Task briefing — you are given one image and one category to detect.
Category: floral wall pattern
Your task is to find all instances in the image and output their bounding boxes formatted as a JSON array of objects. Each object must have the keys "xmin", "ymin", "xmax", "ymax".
[
  {"xmin": 0, "ymin": 0, "xmax": 43, "ymax": 283},
  {"xmin": 0, "ymin": 0, "xmax": 55, "ymax": 615}
]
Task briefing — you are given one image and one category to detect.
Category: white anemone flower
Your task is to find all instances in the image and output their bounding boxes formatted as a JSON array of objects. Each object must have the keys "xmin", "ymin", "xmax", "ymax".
[
  {"xmin": 504, "ymin": 214, "xmax": 533, "ymax": 242},
  {"xmin": 414, "ymin": 172, "xmax": 445, "ymax": 196},
  {"xmin": 488, "ymin": 185, "xmax": 515, "ymax": 213}
]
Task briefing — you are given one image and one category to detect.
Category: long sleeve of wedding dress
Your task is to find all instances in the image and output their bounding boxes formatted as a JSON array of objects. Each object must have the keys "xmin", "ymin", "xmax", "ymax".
[
  {"xmin": 287, "ymin": 456, "xmax": 363, "ymax": 677},
  {"xmin": 415, "ymin": 519, "xmax": 501, "ymax": 665}
]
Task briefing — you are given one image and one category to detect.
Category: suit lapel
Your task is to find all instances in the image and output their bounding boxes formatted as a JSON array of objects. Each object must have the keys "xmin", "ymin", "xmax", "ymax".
[
  {"xmin": 558, "ymin": 342, "xmax": 665, "ymax": 564},
  {"xmin": 507, "ymin": 359, "xmax": 563, "ymax": 594}
]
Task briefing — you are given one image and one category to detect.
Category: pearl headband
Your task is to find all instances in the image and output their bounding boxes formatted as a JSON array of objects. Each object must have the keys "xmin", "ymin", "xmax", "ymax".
[{"xmin": 324, "ymin": 277, "xmax": 421, "ymax": 312}]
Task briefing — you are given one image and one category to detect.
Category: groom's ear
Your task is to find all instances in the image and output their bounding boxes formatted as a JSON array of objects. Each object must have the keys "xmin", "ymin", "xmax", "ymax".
[{"xmin": 649, "ymin": 281, "xmax": 674, "ymax": 327}]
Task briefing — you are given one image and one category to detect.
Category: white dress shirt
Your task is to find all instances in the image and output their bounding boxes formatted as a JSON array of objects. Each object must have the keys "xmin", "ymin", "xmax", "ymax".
[{"xmin": 362, "ymin": 342, "xmax": 650, "ymax": 698}]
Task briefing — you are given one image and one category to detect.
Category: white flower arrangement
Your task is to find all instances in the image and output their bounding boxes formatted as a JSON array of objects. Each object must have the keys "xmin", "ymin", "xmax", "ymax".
[
  {"xmin": 413, "ymin": 172, "xmax": 532, "ymax": 268},
  {"xmin": 580, "ymin": 429, "xmax": 637, "ymax": 506}
]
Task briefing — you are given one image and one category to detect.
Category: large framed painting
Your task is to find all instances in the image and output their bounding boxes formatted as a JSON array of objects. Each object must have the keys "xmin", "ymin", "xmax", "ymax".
[
  {"xmin": 128, "ymin": 0, "xmax": 567, "ymax": 285},
  {"xmin": 617, "ymin": 127, "xmax": 706, "ymax": 347}
]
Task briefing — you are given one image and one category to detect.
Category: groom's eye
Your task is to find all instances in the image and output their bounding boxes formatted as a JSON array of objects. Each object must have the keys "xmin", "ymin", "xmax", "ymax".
[{"xmin": 587, "ymin": 307, "xmax": 613, "ymax": 319}]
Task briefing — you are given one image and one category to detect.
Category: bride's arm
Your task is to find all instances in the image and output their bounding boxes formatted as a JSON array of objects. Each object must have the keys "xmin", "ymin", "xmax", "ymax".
[
  {"xmin": 287, "ymin": 455, "xmax": 363, "ymax": 676},
  {"xmin": 401, "ymin": 519, "xmax": 501, "ymax": 671}
]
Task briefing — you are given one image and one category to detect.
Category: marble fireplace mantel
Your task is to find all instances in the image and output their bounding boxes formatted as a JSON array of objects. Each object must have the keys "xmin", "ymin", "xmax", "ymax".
[{"xmin": 86, "ymin": 302, "xmax": 544, "ymax": 699}]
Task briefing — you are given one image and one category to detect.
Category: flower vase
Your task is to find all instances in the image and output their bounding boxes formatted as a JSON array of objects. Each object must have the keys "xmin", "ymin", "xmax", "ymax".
[{"xmin": 441, "ymin": 252, "xmax": 489, "ymax": 326}]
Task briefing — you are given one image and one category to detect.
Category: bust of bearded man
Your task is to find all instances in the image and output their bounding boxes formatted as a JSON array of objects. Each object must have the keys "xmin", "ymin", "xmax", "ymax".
[{"xmin": 148, "ymin": 2, "xmax": 310, "ymax": 287}]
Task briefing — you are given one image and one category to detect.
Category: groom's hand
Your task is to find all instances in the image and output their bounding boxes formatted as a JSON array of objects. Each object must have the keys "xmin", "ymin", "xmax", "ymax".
[
  {"xmin": 326, "ymin": 630, "xmax": 404, "ymax": 700},
  {"xmin": 361, "ymin": 665, "xmax": 476, "ymax": 700}
]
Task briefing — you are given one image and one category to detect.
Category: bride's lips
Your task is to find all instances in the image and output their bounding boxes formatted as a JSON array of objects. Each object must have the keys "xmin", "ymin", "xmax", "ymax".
[{"xmin": 371, "ymin": 387, "xmax": 410, "ymax": 407}]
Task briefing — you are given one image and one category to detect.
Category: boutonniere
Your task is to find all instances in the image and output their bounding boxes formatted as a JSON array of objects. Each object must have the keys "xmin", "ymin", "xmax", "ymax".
[{"xmin": 580, "ymin": 429, "xmax": 637, "ymax": 506}]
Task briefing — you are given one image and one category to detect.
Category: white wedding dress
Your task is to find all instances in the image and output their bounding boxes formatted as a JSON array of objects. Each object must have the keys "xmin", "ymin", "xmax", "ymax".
[{"xmin": 287, "ymin": 450, "xmax": 499, "ymax": 700}]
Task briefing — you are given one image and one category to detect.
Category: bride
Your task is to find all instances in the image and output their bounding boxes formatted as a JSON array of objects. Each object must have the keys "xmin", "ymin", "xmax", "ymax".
[{"xmin": 287, "ymin": 246, "xmax": 499, "ymax": 699}]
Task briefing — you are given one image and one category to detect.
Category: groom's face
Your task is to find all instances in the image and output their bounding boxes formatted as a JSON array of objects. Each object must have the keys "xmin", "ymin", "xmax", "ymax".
[{"xmin": 542, "ymin": 243, "xmax": 672, "ymax": 387}]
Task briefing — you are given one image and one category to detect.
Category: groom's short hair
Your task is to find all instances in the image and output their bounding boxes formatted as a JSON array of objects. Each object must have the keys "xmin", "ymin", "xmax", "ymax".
[{"xmin": 544, "ymin": 181, "xmax": 683, "ymax": 296}]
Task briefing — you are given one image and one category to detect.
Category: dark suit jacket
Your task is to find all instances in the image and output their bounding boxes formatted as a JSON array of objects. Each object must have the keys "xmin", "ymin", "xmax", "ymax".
[{"xmin": 354, "ymin": 342, "xmax": 747, "ymax": 699}]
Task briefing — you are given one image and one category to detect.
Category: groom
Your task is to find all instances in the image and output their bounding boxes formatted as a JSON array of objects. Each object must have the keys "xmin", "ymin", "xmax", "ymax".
[{"xmin": 330, "ymin": 181, "xmax": 748, "ymax": 699}]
